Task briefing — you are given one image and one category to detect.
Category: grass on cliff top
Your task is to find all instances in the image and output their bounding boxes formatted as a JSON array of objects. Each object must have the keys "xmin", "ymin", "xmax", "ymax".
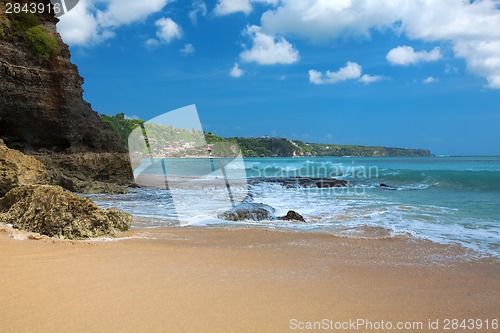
[
  {"xmin": 6, "ymin": 12, "xmax": 59, "ymax": 60},
  {"xmin": 25, "ymin": 26, "xmax": 59, "ymax": 60}
]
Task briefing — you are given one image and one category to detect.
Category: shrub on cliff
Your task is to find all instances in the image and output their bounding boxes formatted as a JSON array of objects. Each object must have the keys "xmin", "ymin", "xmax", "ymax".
[
  {"xmin": 6, "ymin": 12, "xmax": 59, "ymax": 60},
  {"xmin": 25, "ymin": 26, "xmax": 58, "ymax": 60}
]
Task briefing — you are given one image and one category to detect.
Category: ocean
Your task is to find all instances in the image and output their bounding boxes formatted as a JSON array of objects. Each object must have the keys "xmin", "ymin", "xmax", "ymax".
[{"xmin": 88, "ymin": 156, "xmax": 500, "ymax": 257}]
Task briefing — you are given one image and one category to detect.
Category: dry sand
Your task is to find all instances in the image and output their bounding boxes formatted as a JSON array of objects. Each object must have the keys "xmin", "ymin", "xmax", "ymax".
[{"xmin": 0, "ymin": 226, "xmax": 498, "ymax": 333}]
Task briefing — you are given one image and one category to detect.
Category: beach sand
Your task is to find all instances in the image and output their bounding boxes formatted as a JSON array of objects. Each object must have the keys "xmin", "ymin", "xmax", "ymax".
[{"xmin": 0, "ymin": 226, "xmax": 498, "ymax": 333}]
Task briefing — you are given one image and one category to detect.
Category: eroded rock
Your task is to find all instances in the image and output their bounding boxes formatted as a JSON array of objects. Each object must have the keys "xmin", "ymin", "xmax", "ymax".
[
  {"xmin": 278, "ymin": 210, "xmax": 306, "ymax": 222},
  {"xmin": 0, "ymin": 139, "xmax": 48, "ymax": 196},
  {"xmin": 0, "ymin": 185, "xmax": 131, "ymax": 239},
  {"xmin": 218, "ymin": 202, "xmax": 276, "ymax": 221}
]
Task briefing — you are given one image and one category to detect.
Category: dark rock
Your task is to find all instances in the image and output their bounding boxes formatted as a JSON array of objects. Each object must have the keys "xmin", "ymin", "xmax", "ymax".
[
  {"xmin": 379, "ymin": 183, "xmax": 397, "ymax": 190},
  {"xmin": 0, "ymin": 139, "xmax": 48, "ymax": 196},
  {"xmin": 314, "ymin": 179, "xmax": 349, "ymax": 188},
  {"xmin": 35, "ymin": 152, "xmax": 131, "ymax": 194},
  {"xmin": 250, "ymin": 177, "xmax": 349, "ymax": 188},
  {"xmin": 0, "ymin": 185, "xmax": 131, "ymax": 239},
  {"xmin": 218, "ymin": 202, "xmax": 275, "ymax": 221},
  {"xmin": 278, "ymin": 210, "xmax": 306, "ymax": 222}
]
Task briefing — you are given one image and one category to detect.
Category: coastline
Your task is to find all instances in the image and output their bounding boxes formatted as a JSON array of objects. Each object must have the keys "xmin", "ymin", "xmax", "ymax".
[{"xmin": 1, "ymin": 226, "xmax": 498, "ymax": 333}]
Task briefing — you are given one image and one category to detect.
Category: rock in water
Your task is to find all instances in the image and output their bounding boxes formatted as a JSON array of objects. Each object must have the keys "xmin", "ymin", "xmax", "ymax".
[
  {"xmin": 278, "ymin": 211, "xmax": 306, "ymax": 222},
  {"xmin": 0, "ymin": 185, "xmax": 131, "ymax": 239},
  {"xmin": 0, "ymin": 139, "xmax": 48, "ymax": 196},
  {"xmin": 250, "ymin": 177, "xmax": 349, "ymax": 188},
  {"xmin": 218, "ymin": 202, "xmax": 276, "ymax": 221}
]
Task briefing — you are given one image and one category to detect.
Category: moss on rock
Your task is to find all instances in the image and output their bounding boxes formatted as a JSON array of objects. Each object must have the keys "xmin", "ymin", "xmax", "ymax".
[{"xmin": 0, "ymin": 185, "xmax": 132, "ymax": 239}]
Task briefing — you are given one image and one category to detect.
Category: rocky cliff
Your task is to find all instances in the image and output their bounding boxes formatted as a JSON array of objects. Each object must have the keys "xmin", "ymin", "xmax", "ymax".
[
  {"xmin": 0, "ymin": 0, "xmax": 132, "ymax": 192},
  {"xmin": 0, "ymin": 139, "xmax": 131, "ymax": 239}
]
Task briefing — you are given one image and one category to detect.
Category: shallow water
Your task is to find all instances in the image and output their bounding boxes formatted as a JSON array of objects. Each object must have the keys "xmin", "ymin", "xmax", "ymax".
[{"xmin": 88, "ymin": 156, "xmax": 500, "ymax": 257}]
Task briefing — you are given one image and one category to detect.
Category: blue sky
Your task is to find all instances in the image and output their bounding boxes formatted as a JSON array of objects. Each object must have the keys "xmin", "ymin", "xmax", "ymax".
[{"xmin": 58, "ymin": 0, "xmax": 500, "ymax": 155}]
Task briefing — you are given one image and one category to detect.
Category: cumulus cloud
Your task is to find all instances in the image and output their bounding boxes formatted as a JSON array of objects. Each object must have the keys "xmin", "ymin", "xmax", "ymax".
[
  {"xmin": 259, "ymin": 0, "xmax": 500, "ymax": 88},
  {"xmin": 155, "ymin": 18, "xmax": 183, "ymax": 44},
  {"xmin": 215, "ymin": 0, "xmax": 252, "ymax": 15},
  {"xmin": 309, "ymin": 62, "xmax": 384, "ymax": 85},
  {"xmin": 96, "ymin": 0, "xmax": 170, "ymax": 27},
  {"xmin": 240, "ymin": 25, "xmax": 299, "ymax": 65},
  {"xmin": 229, "ymin": 63, "xmax": 245, "ymax": 78},
  {"xmin": 180, "ymin": 44, "xmax": 195, "ymax": 54},
  {"xmin": 57, "ymin": 0, "xmax": 106, "ymax": 45},
  {"xmin": 214, "ymin": 0, "xmax": 278, "ymax": 16},
  {"xmin": 452, "ymin": 39, "xmax": 500, "ymax": 89},
  {"xmin": 57, "ymin": 0, "xmax": 171, "ymax": 46},
  {"xmin": 423, "ymin": 76, "xmax": 439, "ymax": 84},
  {"xmin": 386, "ymin": 46, "xmax": 442, "ymax": 66}
]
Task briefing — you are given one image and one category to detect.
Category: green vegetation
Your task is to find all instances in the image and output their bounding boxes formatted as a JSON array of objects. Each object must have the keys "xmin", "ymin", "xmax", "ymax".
[
  {"xmin": 25, "ymin": 26, "xmax": 58, "ymax": 60},
  {"xmin": 0, "ymin": 27, "xmax": 4, "ymax": 38},
  {"xmin": 101, "ymin": 113, "xmax": 432, "ymax": 157},
  {"xmin": 8, "ymin": 12, "xmax": 40, "ymax": 31},
  {"xmin": 100, "ymin": 113, "xmax": 145, "ymax": 148},
  {"xmin": 6, "ymin": 12, "xmax": 59, "ymax": 60}
]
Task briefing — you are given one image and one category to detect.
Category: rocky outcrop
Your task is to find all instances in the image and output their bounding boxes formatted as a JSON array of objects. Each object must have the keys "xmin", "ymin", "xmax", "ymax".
[
  {"xmin": 35, "ymin": 152, "xmax": 131, "ymax": 193},
  {"xmin": 217, "ymin": 201, "xmax": 307, "ymax": 223},
  {"xmin": 250, "ymin": 177, "xmax": 349, "ymax": 188},
  {"xmin": 0, "ymin": 1, "xmax": 132, "ymax": 192},
  {"xmin": 278, "ymin": 210, "xmax": 306, "ymax": 222},
  {"xmin": 0, "ymin": 185, "xmax": 131, "ymax": 239},
  {"xmin": 0, "ymin": 139, "xmax": 48, "ymax": 196},
  {"xmin": 218, "ymin": 202, "xmax": 276, "ymax": 221}
]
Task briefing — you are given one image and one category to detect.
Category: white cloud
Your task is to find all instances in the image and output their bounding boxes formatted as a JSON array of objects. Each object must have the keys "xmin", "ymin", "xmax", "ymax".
[
  {"xmin": 309, "ymin": 62, "xmax": 384, "ymax": 85},
  {"xmin": 240, "ymin": 25, "xmax": 299, "ymax": 65},
  {"xmin": 214, "ymin": 0, "xmax": 278, "ymax": 16},
  {"xmin": 452, "ymin": 39, "xmax": 500, "ymax": 89},
  {"xmin": 308, "ymin": 70, "xmax": 324, "ymax": 84},
  {"xmin": 229, "ymin": 63, "xmax": 245, "ymax": 78},
  {"xmin": 259, "ymin": 0, "xmax": 500, "ymax": 88},
  {"xmin": 309, "ymin": 62, "xmax": 361, "ymax": 84},
  {"xmin": 180, "ymin": 44, "xmax": 195, "ymax": 54},
  {"xmin": 215, "ymin": 0, "xmax": 252, "ymax": 15},
  {"xmin": 57, "ymin": 0, "xmax": 171, "ymax": 46},
  {"xmin": 57, "ymin": 0, "xmax": 105, "ymax": 45},
  {"xmin": 326, "ymin": 61, "xmax": 362, "ymax": 83},
  {"xmin": 189, "ymin": 0, "xmax": 207, "ymax": 24},
  {"xmin": 359, "ymin": 74, "xmax": 386, "ymax": 84},
  {"xmin": 96, "ymin": 0, "xmax": 170, "ymax": 27},
  {"xmin": 423, "ymin": 76, "xmax": 439, "ymax": 84},
  {"xmin": 155, "ymin": 18, "xmax": 183, "ymax": 44},
  {"xmin": 387, "ymin": 46, "xmax": 442, "ymax": 66},
  {"xmin": 486, "ymin": 75, "xmax": 500, "ymax": 89}
]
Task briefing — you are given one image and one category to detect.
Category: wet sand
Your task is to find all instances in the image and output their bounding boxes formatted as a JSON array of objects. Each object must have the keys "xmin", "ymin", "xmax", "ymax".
[{"xmin": 0, "ymin": 226, "xmax": 498, "ymax": 333}]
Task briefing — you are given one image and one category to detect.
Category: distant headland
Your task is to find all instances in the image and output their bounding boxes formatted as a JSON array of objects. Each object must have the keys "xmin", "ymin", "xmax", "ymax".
[{"xmin": 101, "ymin": 113, "xmax": 432, "ymax": 158}]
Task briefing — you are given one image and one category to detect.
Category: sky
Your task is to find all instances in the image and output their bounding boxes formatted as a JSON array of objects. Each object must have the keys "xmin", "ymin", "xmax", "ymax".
[{"xmin": 57, "ymin": 0, "xmax": 500, "ymax": 156}]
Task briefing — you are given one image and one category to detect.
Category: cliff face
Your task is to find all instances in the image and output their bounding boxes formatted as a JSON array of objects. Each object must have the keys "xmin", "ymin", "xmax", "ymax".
[{"xmin": 0, "ymin": 1, "xmax": 132, "ymax": 191}]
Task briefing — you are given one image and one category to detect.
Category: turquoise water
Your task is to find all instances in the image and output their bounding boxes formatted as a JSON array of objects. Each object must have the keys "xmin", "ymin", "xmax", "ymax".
[{"xmin": 89, "ymin": 156, "xmax": 500, "ymax": 257}]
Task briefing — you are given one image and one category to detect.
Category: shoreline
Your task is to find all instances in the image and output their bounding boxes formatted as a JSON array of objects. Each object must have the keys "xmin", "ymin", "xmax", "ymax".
[{"xmin": 1, "ymin": 225, "xmax": 498, "ymax": 333}]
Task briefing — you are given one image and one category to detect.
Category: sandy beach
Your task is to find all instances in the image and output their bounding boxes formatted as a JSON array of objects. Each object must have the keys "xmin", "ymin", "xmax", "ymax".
[{"xmin": 0, "ymin": 226, "xmax": 498, "ymax": 333}]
